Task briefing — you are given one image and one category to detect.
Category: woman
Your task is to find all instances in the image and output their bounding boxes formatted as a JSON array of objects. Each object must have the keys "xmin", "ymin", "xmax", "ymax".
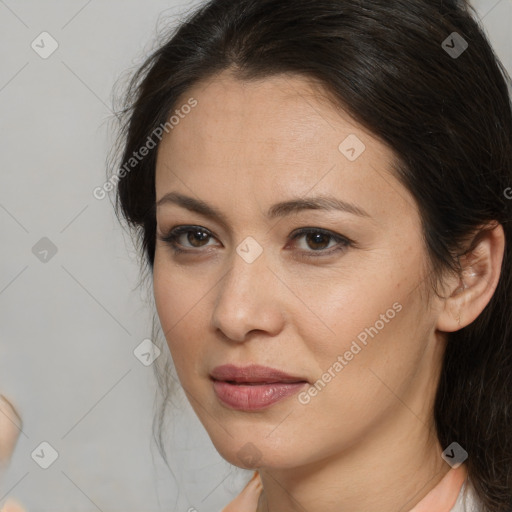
[
  {"xmin": 110, "ymin": 0, "xmax": 512, "ymax": 510},
  {"xmin": 4, "ymin": 0, "xmax": 510, "ymax": 510}
]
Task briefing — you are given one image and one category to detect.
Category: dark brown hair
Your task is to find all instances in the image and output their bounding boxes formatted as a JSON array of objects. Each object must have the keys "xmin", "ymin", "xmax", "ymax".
[{"xmin": 110, "ymin": 1, "xmax": 512, "ymax": 510}]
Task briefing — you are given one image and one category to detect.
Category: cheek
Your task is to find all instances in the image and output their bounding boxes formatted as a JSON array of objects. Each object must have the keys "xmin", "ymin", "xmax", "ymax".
[
  {"xmin": 302, "ymin": 275, "xmax": 427, "ymax": 403},
  {"xmin": 293, "ymin": 256, "xmax": 426, "ymax": 397},
  {"xmin": 318, "ymin": 235, "xmax": 423, "ymax": 352},
  {"xmin": 152, "ymin": 256, "xmax": 205, "ymax": 372},
  {"xmin": 153, "ymin": 251, "xmax": 205, "ymax": 330},
  {"xmin": 152, "ymin": 258, "xmax": 176, "ymax": 337},
  {"xmin": 291, "ymin": 263, "xmax": 405, "ymax": 360}
]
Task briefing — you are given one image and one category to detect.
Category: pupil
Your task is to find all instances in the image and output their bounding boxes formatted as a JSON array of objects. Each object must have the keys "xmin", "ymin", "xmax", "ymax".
[
  {"xmin": 189, "ymin": 230, "xmax": 209, "ymax": 247},
  {"xmin": 307, "ymin": 233, "xmax": 328, "ymax": 250}
]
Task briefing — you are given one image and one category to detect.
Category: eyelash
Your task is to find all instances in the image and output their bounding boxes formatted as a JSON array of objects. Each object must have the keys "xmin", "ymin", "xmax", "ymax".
[{"xmin": 157, "ymin": 225, "xmax": 353, "ymax": 258}]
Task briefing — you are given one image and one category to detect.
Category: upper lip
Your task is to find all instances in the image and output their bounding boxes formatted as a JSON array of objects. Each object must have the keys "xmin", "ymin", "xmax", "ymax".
[{"xmin": 210, "ymin": 364, "xmax": 308, "ymax": 384}]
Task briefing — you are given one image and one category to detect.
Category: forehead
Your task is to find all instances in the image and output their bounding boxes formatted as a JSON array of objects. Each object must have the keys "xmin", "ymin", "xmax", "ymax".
[
  {"xmin": 154, "ymin": 71, "xmax": 412, "ymax": 222},
  {"xmin": 157, "ymin": 72, "xmax": 391, "ymax": 174}
]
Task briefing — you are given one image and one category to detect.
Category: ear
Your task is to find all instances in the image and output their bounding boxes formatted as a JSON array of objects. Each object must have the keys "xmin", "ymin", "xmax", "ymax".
[{"xmin": 436, "ymin": 222, "xmax": 505, "ymax": 333}]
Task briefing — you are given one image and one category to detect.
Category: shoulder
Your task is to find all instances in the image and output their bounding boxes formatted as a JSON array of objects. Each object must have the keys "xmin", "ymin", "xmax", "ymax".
[{"xmin": 450, "ymin": 479, "xmax": 484, "ymax": 512}]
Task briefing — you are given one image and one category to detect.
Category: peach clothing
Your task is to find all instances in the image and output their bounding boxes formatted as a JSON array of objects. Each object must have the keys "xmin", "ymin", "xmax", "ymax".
[{"xmin": 221, "ymin": 464, "xmax": 480, "ymax": 512}]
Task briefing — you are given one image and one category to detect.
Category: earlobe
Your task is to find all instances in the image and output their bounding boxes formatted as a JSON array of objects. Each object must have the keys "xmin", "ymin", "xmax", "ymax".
[{"xmin": 436, "ymin": 222, "xmax": 505, "ymax": 333}]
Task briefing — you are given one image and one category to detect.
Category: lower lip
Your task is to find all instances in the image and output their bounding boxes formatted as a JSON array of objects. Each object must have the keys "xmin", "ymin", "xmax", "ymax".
[{"xmin": 212, "ymin": 380, "xmax": 308, "ymax": 411}]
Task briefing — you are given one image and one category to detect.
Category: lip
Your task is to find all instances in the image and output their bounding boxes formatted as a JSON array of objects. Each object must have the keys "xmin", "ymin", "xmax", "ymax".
[
  {"xmin": 210, "ymin": 364, "xmax": 308, "ymax": 411},
  {"xmin": 210, "ymin": 364, "xmax": 307, "ymax": 384}
]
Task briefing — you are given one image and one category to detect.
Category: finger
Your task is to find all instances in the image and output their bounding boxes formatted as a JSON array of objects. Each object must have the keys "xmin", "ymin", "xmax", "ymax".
[
  {"xmin": 0, "ymin": 498, "xmax": 26, "ymax": 512},
  {"xmin": 0, "ymin": 397, "xmax": 25, "ymax": 511},
  {"xmin": 0, "ymin": 395, "xmax": 22, "ymax": 470},
  {"xmin": 221, "ymin": 471, "xmax": 262, "ymax": 512}
]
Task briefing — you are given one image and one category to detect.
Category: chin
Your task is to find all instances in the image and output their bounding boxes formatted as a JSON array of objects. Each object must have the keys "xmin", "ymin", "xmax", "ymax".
[{"xmin": 208, "ymin": 430, "xmax": 306, "ymax": 470}]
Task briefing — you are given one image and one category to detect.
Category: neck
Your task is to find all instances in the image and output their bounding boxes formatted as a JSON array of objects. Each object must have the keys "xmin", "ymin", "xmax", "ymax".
[{"xmin": 256, "ymin": 403, "xmax": 450, "ymax": 512}]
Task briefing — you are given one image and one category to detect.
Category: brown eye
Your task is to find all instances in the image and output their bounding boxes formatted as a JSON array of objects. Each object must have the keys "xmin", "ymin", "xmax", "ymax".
[
  {"xmin": 157, "ymin": 226, "xmax": 218, "ymax": 252},
  {"xmin": 158, "ymin": 225, "xmax": 352, "ymax": 258},
  {"xmin": 185, "ymin": 229, "xmax": 211, "ymax": 247},
  {"xmin": 304, "ymin": 232, "xmax": 331, "ymax": 250},
  {"xmin": 289, "ymin": 227, "xmax": 352, "ymax": 258}
]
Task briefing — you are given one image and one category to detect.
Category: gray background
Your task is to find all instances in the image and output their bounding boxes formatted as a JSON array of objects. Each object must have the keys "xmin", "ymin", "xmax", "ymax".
[{"xmin": 0, "ymin": 1, "xmax": 510, "ymax": 511}]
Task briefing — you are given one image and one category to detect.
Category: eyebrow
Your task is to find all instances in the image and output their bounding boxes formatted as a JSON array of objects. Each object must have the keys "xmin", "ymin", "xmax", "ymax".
[{"xmin": 155, "ymin": 192, "xmax": 370, "ymax": 226}]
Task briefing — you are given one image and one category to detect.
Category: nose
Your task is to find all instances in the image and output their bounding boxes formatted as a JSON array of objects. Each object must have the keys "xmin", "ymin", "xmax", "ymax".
[{"xmin": 211, "ymin": 245, "xmax": 286, "ymax": 343}]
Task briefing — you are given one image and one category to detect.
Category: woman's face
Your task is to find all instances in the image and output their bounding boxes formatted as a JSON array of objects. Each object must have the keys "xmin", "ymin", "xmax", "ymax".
[{"xmin": 153, "ymin": 71, "xmax": 444, "ymax": 470}]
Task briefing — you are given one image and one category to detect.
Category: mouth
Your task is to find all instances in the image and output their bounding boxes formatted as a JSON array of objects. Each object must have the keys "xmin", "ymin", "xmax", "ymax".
[
  {"xmin": 210, "ymin": 364, "xmax": 308, "ymax": 410},
  {"xmin": 210, "ymin": 363, "xmax": 307, "ymax": 383}
]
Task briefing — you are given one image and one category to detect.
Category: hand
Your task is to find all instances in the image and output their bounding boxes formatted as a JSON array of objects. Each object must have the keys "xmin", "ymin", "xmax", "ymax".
[{"xmin": 0, "ymin": 395, "xmax": 25, "ymax": 512}]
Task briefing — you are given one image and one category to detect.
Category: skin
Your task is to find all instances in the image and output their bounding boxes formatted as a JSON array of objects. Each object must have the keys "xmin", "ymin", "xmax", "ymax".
[
  {"xmin": 153, "ymin": 70, "xmax": 505, "ymax": 512},
  {"xmin": 0, "ymin": 395, "xmax": 25, "ymax": 512},
  {"xmin": 0, "ymin": 395, "xmax": 21, "ymax": 467}
]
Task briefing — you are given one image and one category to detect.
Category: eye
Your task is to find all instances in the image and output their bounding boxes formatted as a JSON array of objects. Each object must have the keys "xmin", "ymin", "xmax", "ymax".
[
  {"xmin": 157, "ymin": 225, "xmax": 352, "ymax": 257},
  {"xmin": 157, "ymin": 226, "xmax": 218, "ymax": 254},
  {"xmin": 288, "ymin": 227, "xmax": 352, "ymax": 257}
]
